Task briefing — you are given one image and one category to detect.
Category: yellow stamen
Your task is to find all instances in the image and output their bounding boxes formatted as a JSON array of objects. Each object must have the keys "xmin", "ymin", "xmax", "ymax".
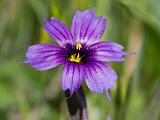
[
  {"xmin": 76, "ymin": 43, "xmax": 82, "ymax": 50},
  {"xmin": 69, "ymin": 53, "xmax": 81, "ymax": 63}
]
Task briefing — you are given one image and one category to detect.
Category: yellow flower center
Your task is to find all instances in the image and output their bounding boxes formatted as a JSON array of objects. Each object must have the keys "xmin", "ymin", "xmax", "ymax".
[
  {"xmin": 76, "ymin": 43, "xmax": 82, "ymax": 50},
  {"xmin": 69, "ymin": 53, "xmax": 81, "ymax": 63},
  {"xmin": 69, "ymin": 43, "xmax": 82, "ymax": 63}
]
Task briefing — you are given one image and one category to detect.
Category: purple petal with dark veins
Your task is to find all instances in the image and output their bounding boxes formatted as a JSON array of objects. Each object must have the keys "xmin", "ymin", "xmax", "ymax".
[
  {"xmin": 71, "ymin": 8, "xmax": 106, "ymax": 45},
  {"xmin": 43, "ymin": 17, "xmax": 73, "ymax": 46},
  {"xmin": 88, "ymin": 41, "xmax": 132, "ymax": 62},
  {"xmin": 24, "ymin": 44, "xmax": 66, "ymax": 70},
  {"xmin": 84, "ymin": 61, "xmax": 117, "ymax": 100},
  {"xmin": 89, "ymin": 41, "xmax": 124, "ymax": 51},
  {"xmin": 61, "ymin": 62, "xmax": 84, "ymax": 96}
]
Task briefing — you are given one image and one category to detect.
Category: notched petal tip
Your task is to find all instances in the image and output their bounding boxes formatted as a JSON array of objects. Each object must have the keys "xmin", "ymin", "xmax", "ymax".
[{"xmin": 71, "ymin": 8, "xmax": 107, "ymax": 45}]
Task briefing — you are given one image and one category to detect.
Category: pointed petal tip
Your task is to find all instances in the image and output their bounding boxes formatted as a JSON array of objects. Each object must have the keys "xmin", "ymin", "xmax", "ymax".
[
  {"xmin": 42, "ymin": 16, "xmax": 45, "ymax": 19},
  {"xmin": 42, "ymin": 16, "xmax": 48, "ymax": 23},
  {"xmin": 106, "ymin": 90, "xmax": 111, "ymax": 101},
  {"xmin": 23, "ymin": 61, "xmax": 28, "ymax": 64},
  {"xmin": 121, "ymin": 51, "xmax": 136, "ymax": 56},
  {"xmin": 16, "ymin": 61, "xmax": 26, "ymax": 64},
  {"xmin": 91, "ymin": 7, "xmax": 96, "ymax": 14},
  {"xmin": 129, "ymin": 52, "xmax": 136, "ymax": 54}
]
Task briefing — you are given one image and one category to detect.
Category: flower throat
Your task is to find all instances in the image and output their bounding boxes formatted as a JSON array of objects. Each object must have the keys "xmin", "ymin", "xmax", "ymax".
[{"xmin": 69, "ymin": 43, "xmax": 83, "ymax": 63}]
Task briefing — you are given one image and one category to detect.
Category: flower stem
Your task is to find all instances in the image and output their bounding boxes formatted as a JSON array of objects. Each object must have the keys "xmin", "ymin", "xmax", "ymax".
[{"xmin": 65, "ymin": 86, "xmax": 88, "ymax": 120}]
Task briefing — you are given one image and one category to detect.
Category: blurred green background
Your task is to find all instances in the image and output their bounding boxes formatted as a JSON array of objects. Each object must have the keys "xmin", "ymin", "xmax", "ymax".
[{"xmin": 0, "ymin": 0, "xmax": 160, "ymax": 120}]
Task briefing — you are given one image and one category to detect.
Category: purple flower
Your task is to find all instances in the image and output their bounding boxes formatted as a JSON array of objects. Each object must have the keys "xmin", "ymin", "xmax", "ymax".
[{"xmin": 24, "ymin": 9, "xmax": 131, "ymax": 100}]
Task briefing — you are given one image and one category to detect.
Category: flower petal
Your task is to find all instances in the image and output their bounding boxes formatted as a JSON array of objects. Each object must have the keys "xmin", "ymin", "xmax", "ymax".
[
  {"xmin": 84, "ymin": 61, "xmax": 117, "ymax": 100},
  {"xmin": 89, "ymin": 41, "xmax": 124, "ymax": 51},
  {"xmin": 24, "ymin": 44, "xmax": 66, "ymax": 70},
  {"xmin": 89, "ymin": 42, "xmax": 131, "ymax": 62},
  {"xmin": 71, "ymin": 8, "xmax": 106, "ymax": 45},
  {"xmin": 43, "ymin": 17, "xmax": 73, "ymax": 46},
  {"xmin": 61, "ymin": 62, "xmax": 84, "ymax": 96}
]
